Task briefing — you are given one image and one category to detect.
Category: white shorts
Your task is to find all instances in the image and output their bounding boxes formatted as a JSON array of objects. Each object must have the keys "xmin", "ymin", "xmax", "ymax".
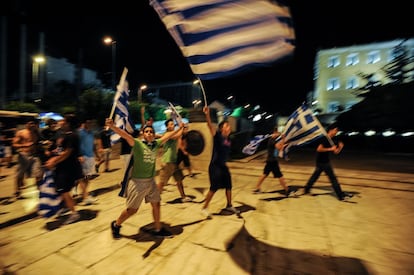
[
  {"xmin": 125, "ymin": 178, "xmax": 160, "ymax": 210},
  {"xmin": 81, "ymin": 156, "xmax": 96, "ymax": 176}
]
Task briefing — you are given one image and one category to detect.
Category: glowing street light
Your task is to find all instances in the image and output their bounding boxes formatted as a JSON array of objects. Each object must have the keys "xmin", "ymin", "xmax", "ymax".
[
  {"xmin": 103, "ymin": 36, "xmax": 117, "ymax": 90},
  {"xmin": 32, "ymin": 55, "xmax": 45, "ymax": 99},
  {"xmin": 138, "ymin": 84, "xmax": 148, "ymax": 103}
]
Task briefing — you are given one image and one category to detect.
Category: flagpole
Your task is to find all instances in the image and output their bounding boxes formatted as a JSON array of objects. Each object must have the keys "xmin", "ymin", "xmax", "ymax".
[
  {"xmin": 196, "ymin": 77, "xmax": 208, "ymax": 107},
  {"xmin": 109, "ymin": 67, "xmax": 128, "ymax": 119}
]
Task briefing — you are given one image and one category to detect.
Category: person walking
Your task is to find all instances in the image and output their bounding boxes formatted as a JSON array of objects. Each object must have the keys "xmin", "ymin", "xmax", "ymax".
[
  {"xmin": 157, "ymin": 118, "xmax": 192, "ymax": 202},
  {"xmin": 95, "ymin": 126, "xmax": 112, "ymax": 173},
  {"xmin": 12, "ymin": 118, "xmax": 43, "ymax": 198},
  {"xmin": 44, "ymin": 114, "xmax": 84, "ymax": 225},
  {"xmin": 107, "ymin": 117, "xmax": 185, "ymax": 239},
  {"xmin": 252, "ymin": 127, "xmax": 296, "ymax": 197},
  {"xmin": 201, "ymin": 106, "xmax": 240, "ymax": 219},
  {"xmin": 77, "ymin": 119, "xmax": 98, "ymax": 205},
  {"xmin": 303, "ymin": 123, "xmax": 353, "ymax": 201},
  {"xmin": 176, "ymin": 125, "xmax": 194, "ymax": 177}
]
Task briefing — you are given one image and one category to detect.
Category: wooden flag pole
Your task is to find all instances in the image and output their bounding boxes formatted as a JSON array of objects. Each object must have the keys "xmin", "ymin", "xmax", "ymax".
[{"xmin": 108, "ymin": 67, "xmax": 128, "ymax": 119}]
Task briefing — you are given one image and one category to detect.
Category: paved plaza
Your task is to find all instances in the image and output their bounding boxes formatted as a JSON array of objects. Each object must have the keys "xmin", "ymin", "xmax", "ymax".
[{"xmin": 0, "ymin": 150, "xmax": 413, "ymax": 274}]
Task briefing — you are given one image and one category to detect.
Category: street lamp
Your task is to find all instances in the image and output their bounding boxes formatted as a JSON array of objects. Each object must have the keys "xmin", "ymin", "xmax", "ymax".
[
  {"xmin": 138, "ymin": 84, "xmax": 147, "ymax": 103},
  {"xmin": 32, "ymin": 55, "xmax": 45, "ymax": 99},
  {"xmin": 103, "ymin": 36, "xmax": 117, "ymax": 90}
]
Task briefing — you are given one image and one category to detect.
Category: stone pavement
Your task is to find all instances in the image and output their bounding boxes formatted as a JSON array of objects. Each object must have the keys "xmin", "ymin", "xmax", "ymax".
[{"xmin": 0, "ymin": 151, "xmax": 413, "ymax": 275}]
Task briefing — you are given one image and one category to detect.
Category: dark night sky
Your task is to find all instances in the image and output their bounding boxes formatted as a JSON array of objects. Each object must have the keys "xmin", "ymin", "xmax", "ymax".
[{"xmin": 5, "ymin": 1, "xmax": 413, "ymax": 115}]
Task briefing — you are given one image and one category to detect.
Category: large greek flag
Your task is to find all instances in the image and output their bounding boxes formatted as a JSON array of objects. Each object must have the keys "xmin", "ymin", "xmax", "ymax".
[
  {"xmin": 150, "ymin": 0, "xmax": 295, "ymax": 80},
  {"xmin": 279, "ymin": 104, "xmax": 327, "ymax": 159},
  {"xmin": 110, "ymin": 84, "xmax": 135, "ymax": 145}
]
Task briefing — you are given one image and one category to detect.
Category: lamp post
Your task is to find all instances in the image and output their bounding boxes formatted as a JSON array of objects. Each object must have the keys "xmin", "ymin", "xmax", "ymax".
[
  {"xmin": 103, "ymin": 36, "xmax": 116, "ymax": 90},
  {"xmin": 138, "ymin": 84, "xmax": 147, "ymax": 103},
  {"xmin": 32, "ymin": 55, "xmax": 45, "ymax": 99}
]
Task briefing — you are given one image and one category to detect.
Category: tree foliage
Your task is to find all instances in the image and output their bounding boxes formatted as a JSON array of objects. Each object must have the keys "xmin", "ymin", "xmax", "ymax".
[{"xmin": 336, "ymin": 82, "xmax": 414, "ymax": 132}]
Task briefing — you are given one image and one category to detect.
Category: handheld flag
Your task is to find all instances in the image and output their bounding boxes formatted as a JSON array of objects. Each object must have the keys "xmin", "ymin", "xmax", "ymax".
[
  {"xmin": 242, "ymin": 134, "xmax": 271, "ymax": 155},
  {"xmin": 150, "ymin": 0, "xmax": 295, "ymax": 80},
  {"xmin": 279, "ymin": 104, "xmax": 332, "ymax": 159},
  {"xmin": 38, "ymin": 169, "xmax": 64, "ymax": 218},
  {"xmin": 109, "ymin": 68, "xmax": 135, "ymax": 145},
  {"xmin": 168, "ymin": 102, "xmax": 183, "ymax": 126}
]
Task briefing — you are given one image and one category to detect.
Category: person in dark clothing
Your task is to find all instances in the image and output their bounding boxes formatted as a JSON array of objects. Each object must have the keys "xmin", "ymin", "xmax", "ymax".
[
  {"xmin": 200, "ymin": 106, "xmax": 240, "ymax": 219},
  {"xmin": 95, "ymin": 127, "xmax": 112, "ymax": 173},
  {"xmin": 44, "ymin": 114, "xmax": 83, "ymax": 224},
  {"xmin": 303, "ymin": 124, "xmax": 353, "ymax": 201},
  {"xmin": 252, "ymin": 127, "xmax": 295, "ymax": 197}
]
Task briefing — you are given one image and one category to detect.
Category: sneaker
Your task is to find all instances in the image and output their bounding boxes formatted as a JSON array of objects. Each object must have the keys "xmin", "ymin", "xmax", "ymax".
[
  {"xmin": 201, "ymin": 208, "xmax": 212, "ymax": 219},
  {"xmin": 79, "ymin": 196, "xmax": 98, "ymax": 206},
  {"xmin": 224, "ymin": 206, "xmax": 240, "ymax": 214},
  {"xmin": 95, "ymin": 165, "xmax": 99, "ymax": 173},
  {"xmin": 340, "ymin": 192, "xmax": 354, "ymax": 201},
  {"xmin": 56, "ymin": 207, "xmax": 70, "ymax": 217},
  {"xmin": 181, "ymin": 196, "xmax": 193, "ymax": 203},
  {"xmin": 252, "ymin": 189, "xmax": 262, "ymax": 194},
  {"xmin": 111, "ymin": 221, "xmax": 121, "ymax": 239},
  {"xmin": 152, "ymin": 227, "xmax": 173, "ymax": 238},
  {"xmin": 302, "ymin": 188, "xmax": 311, "ymax": 196},
  {"xmin": 63, "ymin": 212, "xmax": 80, "ymax": 225},
  {"xmin": 285, "ymin": 186, "xmax": 297, "ymax": 197}
]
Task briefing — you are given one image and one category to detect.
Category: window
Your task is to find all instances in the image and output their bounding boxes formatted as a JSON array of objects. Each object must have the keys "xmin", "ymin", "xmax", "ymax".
[
  {"xmin": 327, "ymin": 102, "xmax": 340, "ymax": 113},
  {"xmin": 327, "ymin": 56, "xmax": 340, "ymax": 68},
  {"xmin": 346, "ymin": 77, "xmax": 359, "ymax": 89},
  {"xmin": 327, "ymin": 78, "xmax": 340, "ymax": 91},
  {"xmin": 367, "ymin": 51, "xmax": 380, "ymax": 64},
  {"xmin": 345, "ymin": 101, "xmax": 357, "ymax": 111},
  {"xmin": 346, "ymin": 53, "xmax": 359, "ymax": 66}
]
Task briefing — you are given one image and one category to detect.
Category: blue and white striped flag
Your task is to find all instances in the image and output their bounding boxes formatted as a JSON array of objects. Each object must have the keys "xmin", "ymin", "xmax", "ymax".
[
  {"xmin": 242, "ymin": 134, "xmax": 271, "ymax": 155},
  {"xmin": 38, "ymin": 169, "xmax": 63, "ymax": 218},
  {"xmin": 110, "ymin": 83, "xmax": 135, "ymax": 145},
  {"xmin": 150, "ymin": 0, "xmax": 295, "ymax": 80},
  {"xmin": 279, "ymin": 104, "xmax": 328, "ymax": 159}
]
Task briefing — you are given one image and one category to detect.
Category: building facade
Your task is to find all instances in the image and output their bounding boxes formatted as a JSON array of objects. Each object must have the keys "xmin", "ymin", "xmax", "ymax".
[{"xmin": 311, "ymin": 38, "xmax": 414, "ymax": 115}]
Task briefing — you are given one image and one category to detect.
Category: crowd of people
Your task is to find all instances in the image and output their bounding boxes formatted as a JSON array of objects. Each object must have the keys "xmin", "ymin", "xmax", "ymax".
[
  {"xmin": 1, "ymin": 107, "xmax": 353, "ymax": 238},
  {"xmin": 1, "ymin": 114, "xmax": 115, "ymax": 224}
]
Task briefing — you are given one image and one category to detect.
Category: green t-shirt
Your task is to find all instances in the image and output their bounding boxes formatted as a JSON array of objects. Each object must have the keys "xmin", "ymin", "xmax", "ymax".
[
  {"xmin": 131, "ymin": 139, "xmax": 161, "ymax": 179},
  {"xmin": 161, "ymin": 138, "xmax": 178, "ymax": 163}
]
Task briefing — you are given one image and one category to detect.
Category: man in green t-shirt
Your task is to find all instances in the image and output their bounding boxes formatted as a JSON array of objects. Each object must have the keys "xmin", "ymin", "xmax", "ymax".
[
  {"xmin": 106, "ymin": 117, "xmax": 184, "ymax": 239},
  {"xmin": 157, "ymin": 118, "xmax": 192, "ymax": 203}
]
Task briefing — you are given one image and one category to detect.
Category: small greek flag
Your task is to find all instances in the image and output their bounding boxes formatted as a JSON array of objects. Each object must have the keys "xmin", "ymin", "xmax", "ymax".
[
  {"xmin": 110, "ymin": 84, "xmax": 135, "ymax": 145},
  {"xmin": 242, "ymin": 134, "xmax": 271, "ymax": 155}
]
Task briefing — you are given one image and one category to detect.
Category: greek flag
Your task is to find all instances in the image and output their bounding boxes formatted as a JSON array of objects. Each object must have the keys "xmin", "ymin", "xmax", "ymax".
[
  {"xmin": 279, "ymin": 104, "xmax": 327, "ymax": 159},
  {"xmin": 242, "ymin": 134, "xmax": 271, "ymax": 155},
  {"xmin": 150, "ymin": 0, "xmax": 295, "ymax": 80},
  {"xmin": 38, "ymin": 169, "xmax": 64, "ymax": 218},
  {"xmin": 110, "ymin": 85, "xmax": 135, "ymax": 145}
]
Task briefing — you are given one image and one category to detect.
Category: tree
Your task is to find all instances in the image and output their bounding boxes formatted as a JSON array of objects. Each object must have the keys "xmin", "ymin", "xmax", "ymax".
[
  {"xmin": 382, "ymin": 39, "xmax": 414, "ymax": 84},
  {"xmin": 336, "ymin": 82, "xmax": 414, "ymax": 132}
]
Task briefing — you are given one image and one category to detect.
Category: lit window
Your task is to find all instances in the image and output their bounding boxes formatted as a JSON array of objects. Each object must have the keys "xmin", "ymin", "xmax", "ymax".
[
  {"xmin": 346, "ymin": 53, "xmax": 359, "ymax": 66},
  {"xmin": 346, "ymin": 77, "xmax": 358, "ymax": 89},
  {"xmin": 327, "ymin": 78, "xmax": 340, "ymax": 91},
  {"xmin": 367, "ymin": 51, "xmax": 380, "ymax": 64},
  {"xmin": 327, "ymin": 56, "xmax": 340, "ymax": 68},
  {"xmin": 327, "ymin": 102, "xmax": 340, "ymax": 112}
]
